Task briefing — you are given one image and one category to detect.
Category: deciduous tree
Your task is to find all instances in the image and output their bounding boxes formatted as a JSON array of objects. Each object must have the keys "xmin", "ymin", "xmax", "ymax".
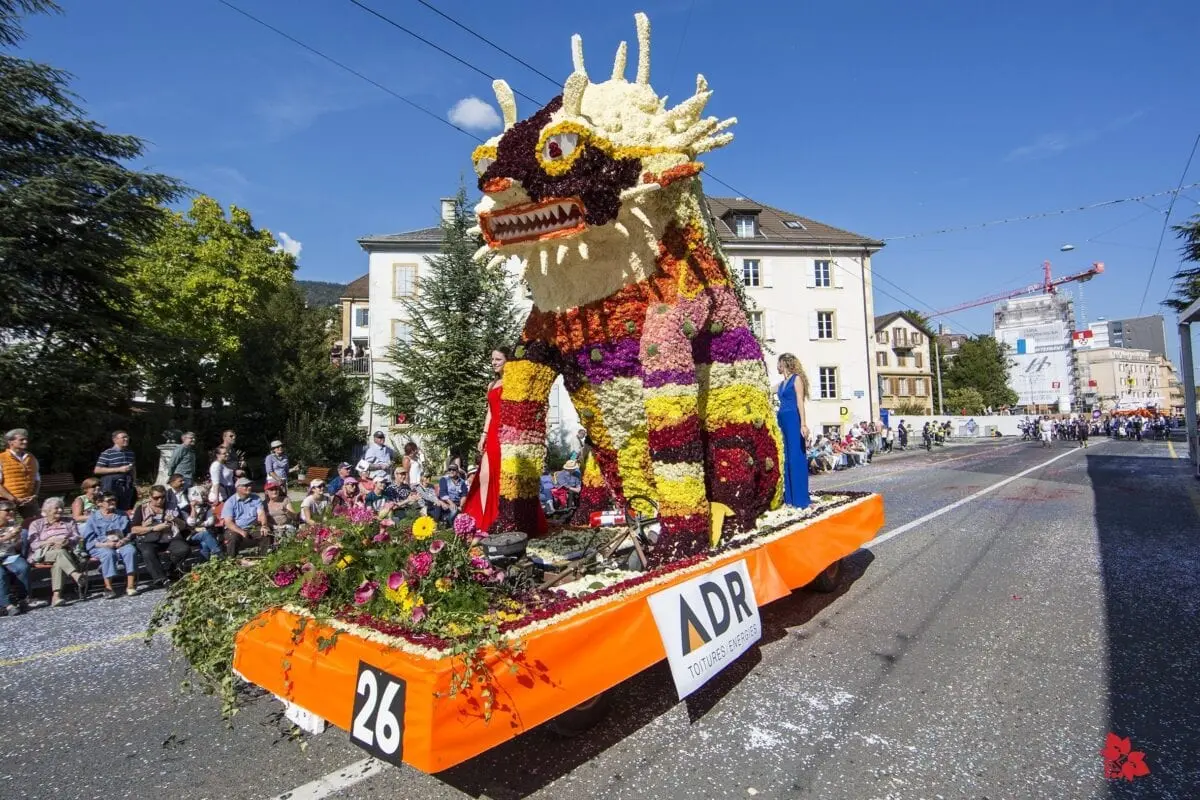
[{"xmin": 942, "ymin": 336, "xmax": 1018, "ymax": 410}]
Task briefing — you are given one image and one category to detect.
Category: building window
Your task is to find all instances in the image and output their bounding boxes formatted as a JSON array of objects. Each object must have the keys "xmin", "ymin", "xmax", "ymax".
[
  {"xmin": 747, "ymin": 310, "xmax": 764, "ymax": 338},
  {"xmin": 783, "ymin": 220, "xmax": 805, "ymax": 230},
  {"xmin": 875, "ymin": 330, "xmax": 889, "ymax": 344},
  {"xmin": 814, "ymin": 260, "xmax": 832, "ymax": 288},
  {"xmin": 876, "ymin": 351, "xmax": 888, "ymax": 367},
  {"xmin": 818, "ymin": 366, "xmax": 837, "ymax": 399},
  {"xmin": 889, "ymin": 378, "xmax": 900, "ymax": 395},
  {"xmin": 816, "ymin": 311, "xmax": 834, "ymax": 340},
  {"xmin": 393, "ymin": 264, "xmax": 417, "ymax": 298},
  {"xmin": 898, "ymin": 377, "xmax": 909, "ymax": 396},
  {"xmin": 735, "ymin": 215, "xmax": 756, "ymax": 238},
  {"xmin": 914, "ymin": 378, "xmax": 926, "ymax": 396},
  {"xmin": 742, "ymin": 259, "xmax": 761, "ymax": 287},
  {"xmin": 391, "ymin": 320, "xmax": 411, "ymax": 343},
  {"xmin": 354, "ymin": 307, "xmax": 369, "ymax": 327},
  {"xmin": 914, "ymin": 352, "xmax": 923, "ymax": 369},
  {"xmin": 896, "ymin": 353, "xmax": 906, "ymax": 368},
  {"xmin": 892, "ymin": 327, "xmax": 907, "ymax": 346},
  {"xmin": 910, "ymin": 332, "xmax": 924, "ymax": 345}
]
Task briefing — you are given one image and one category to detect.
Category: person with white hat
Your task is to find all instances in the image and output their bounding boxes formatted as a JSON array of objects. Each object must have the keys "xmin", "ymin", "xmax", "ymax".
[
  {"xmin": 300, "ymin": 477, "xmax": 331, "ymax": 525},
  {"xmin": 264, "ymin": 440, "xmax": 296, "ymax": 490},
  {"xmin": 221, "ymin": 477, "xmax": 270, "ymax": 556}
]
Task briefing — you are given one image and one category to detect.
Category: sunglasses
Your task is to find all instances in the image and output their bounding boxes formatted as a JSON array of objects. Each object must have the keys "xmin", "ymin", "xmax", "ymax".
[
  {"xmin": 313, "ymin": 483, "xmax": 326, "ymax": 489},
  {"xmin": 150, "ymin": 494, "xmax": 165, "ymax": 501}
]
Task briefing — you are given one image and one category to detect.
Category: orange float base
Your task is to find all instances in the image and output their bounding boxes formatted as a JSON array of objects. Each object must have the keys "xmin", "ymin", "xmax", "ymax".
[{"xmin": 232, "ymin": 493, "xmax": 884, "ymax": 773}]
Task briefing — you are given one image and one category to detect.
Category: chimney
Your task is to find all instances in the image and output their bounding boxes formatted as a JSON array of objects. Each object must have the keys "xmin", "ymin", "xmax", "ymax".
[
  {"xmin": 440, "ymin": 197, "xmax": 456, "ymax": 223},
  {"xmin": 938, "ymin": 323, "xmax": 949, "ymax": 335}
]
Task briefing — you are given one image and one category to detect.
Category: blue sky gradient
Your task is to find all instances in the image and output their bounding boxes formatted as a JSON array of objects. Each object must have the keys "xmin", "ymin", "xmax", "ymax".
[{"xmin": 17, "ymin": 0, "xmax": 1200, "ymax": 352}]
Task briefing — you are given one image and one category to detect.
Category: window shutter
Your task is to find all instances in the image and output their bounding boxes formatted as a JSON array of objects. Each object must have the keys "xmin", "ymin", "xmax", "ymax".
[
  {"xmin": 806, "ymin": 263, "xmax": 816, "ymax": 289},
  {"xmin": 762, "ymin": 259, "xmax": 773, "ymax": 288},
  {"xmin": 808, "ymin": 312, "xmax": 819, "ymax": 340},
  {"xmin": 830, "ymin": 258, "xmax": 841, "ymax": 288},
  {"xmin": 765, "ymin": 313, "xmax": 777, "ymax": 341}
]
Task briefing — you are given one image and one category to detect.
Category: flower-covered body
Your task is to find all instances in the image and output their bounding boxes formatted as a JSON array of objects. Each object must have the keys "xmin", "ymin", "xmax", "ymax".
[{"xmin": 473, "ymin": 14, "xmax": 783, "ymax": 563}]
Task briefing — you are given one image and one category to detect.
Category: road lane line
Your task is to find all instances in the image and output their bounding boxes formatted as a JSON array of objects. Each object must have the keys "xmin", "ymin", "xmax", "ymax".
[
  {"xmin": 863, "ymin": 443, "xmax": 1097, "ymax": 550},
  {"xmin": 270, "ymin": 758, "xmax": 385, "ymax": 800},
  {"xmin": 0, "ymin": 629, "xmax": 164, "ymax": 668},
  {"xmin": 1168, "ymin": 439, "xmax": 1179, "ymax": 459}
]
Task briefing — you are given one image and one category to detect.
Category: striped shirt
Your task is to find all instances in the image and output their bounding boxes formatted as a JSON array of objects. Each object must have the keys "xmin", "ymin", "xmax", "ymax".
[{"xmin": 96, "ymin": 446, "xmax": 136, "ymax": 488}]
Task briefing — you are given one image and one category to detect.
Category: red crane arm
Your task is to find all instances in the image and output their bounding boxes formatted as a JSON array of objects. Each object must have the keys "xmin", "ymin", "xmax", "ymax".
[{"xmin": 928, "ymin": 262, "xmax": 1104, "ymax": 318}]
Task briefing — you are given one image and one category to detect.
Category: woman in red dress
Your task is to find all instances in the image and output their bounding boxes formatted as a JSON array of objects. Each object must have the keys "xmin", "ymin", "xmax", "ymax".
[{"xmin": 462, "ymin": 348, "xmax": 508, "ymax": 532}]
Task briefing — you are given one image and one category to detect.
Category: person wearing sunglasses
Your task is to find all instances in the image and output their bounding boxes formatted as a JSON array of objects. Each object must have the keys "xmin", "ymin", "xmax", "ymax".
[
  {"xmin": 300, "ymin": 479, "xmax": 330, "ymax": 525},
  {"xmin": 131, "ymin": 484, "xmax": 189, "ymax": 586}
]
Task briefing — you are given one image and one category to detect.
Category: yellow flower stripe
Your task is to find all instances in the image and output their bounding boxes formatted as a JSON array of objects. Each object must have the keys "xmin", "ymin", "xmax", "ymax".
[
  {"xmin": 571, "ymin": 383, "xmax": 614, "ymax": 451},
  {"xmin": 655, "ymin": 475, "xmax": 708, "ymax": 518},
  {"xmin": 498, "ymin": 470, "xmax": 542, "ymax": 499},
  {"xmin": 615, "ymin": 427, "xmax": 656, "ymax": 501},
  {"xmin": 698, "ymin": 384, "xmax": 773, "ymax": 428},
  {"xmin": 498, "ymin": 453, "xmax": 544, "ymax": 479},
  {"xmin": 501, "ymin": 360, "xmax": 558, "ymax": 403},
  {"xmin": 644, "ymin": 393, "xmax": 699, "ymax": 430}
]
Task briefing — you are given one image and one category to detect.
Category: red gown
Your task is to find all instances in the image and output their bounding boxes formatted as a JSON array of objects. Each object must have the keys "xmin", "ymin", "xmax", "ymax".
[{"xmin": 462, "ymin": 384, "xmax": 503, "ymax": 532}]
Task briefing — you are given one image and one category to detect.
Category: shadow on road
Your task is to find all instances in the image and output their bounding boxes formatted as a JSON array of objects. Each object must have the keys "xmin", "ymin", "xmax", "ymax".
[
  {"xmin": 1087, "ymin": 452, "xmax": 1200, "ymax": 796},
  {"xmin": 433, "ymin": 550, "xmax": 876, "ymax": 799}
]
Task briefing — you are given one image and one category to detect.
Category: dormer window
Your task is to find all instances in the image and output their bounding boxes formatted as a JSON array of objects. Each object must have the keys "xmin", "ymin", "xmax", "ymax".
[{"xmin": 734, "ymin": 214, "xmax": 757, "ymax": 238}]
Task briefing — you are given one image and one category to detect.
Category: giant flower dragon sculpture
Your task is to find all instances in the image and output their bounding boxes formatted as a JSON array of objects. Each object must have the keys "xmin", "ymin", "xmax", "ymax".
[{"xmin": 472, "ymin": 13, "xmax": 785, "ymax": 565}]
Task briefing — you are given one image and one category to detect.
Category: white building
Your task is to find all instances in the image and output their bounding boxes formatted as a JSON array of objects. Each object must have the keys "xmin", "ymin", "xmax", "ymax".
[
  {"xmin": 993, "ymin": 293, "xmax": 1076, "ymax": 412},
  {"xmin": 353, "ymin": 196, "xmax": 882, "ymax": 441},
  {"xmin": 706, "ymin": 197, "xmax": 883, "ymax": 435}
]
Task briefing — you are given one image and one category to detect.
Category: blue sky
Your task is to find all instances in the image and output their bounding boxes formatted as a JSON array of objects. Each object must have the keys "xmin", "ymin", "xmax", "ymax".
[{"xmin": 16, "ymin": 1, "xmax": 1200, "ymax": 354}]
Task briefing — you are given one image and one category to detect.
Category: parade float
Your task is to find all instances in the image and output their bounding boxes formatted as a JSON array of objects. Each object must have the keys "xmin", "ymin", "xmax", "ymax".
[{"xmin": 158, "ymin": 12, "xmax": 884, "ymax": 774}]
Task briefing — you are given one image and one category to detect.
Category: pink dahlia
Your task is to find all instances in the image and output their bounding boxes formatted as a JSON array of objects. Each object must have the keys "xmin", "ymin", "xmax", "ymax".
[
  {"xmin": 299, "ymin": 571, "xmax": 330, "ymax": 602},
  {"xmin": 372, "ymin": 531, "xmax": 391, "ymax": 544},
  {"xmin": 407, "ymin": 551, "xmax": 434, "ymax": 578},
  {"xmin": 429, "ymin": 539, "xmax": 446, "ymax": 554},
  {"xmin": 353, "ymin": 579, "xmax": 378, "ymax": 605},
  {"xmin": 386, "ymin": 571, "xmax": 407, "ymax": 591},
  {"xmin": 272, "ymin": 566, "xmax": 299, "ymax": 588},
  {"xmin": 453, "ymin": 514, "xmax": 476, "ymax": 538}
]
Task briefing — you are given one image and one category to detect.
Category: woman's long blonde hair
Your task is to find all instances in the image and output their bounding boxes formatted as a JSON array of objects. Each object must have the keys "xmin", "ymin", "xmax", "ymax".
[{"xmin": 778, "ymin": 352, "xmax": 810, "ymax": 396}]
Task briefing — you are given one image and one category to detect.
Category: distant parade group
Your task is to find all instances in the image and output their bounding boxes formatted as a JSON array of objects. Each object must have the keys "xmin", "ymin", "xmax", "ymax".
[{"xmin": 1018, "ymin": 413, "xmax": 1175, "ymax": 446}]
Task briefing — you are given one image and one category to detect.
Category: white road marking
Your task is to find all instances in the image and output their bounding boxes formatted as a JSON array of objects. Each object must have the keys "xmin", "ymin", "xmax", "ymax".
[
  {"xmin": 863, "ymin": 443, "xmax": 1097, "ymax": 550},
  {"xmin": 269, "ymin": 757, "xmax": 384, "ymax": 800}
]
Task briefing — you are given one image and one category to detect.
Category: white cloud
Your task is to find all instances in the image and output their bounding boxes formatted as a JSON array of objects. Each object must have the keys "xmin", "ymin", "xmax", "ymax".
[
  {"xmin": 448, "ymin": 96, "xmax": 502, "ymax": 132},
  {"xmin": 275, "ymin": 232, "xmax": 303, "ymax": 258}
]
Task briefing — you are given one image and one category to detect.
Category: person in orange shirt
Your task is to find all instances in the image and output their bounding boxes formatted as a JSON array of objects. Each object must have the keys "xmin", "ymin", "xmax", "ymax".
[{"xmin": 0, "ymin": 428, "xmax": 40, "ymax": 522}]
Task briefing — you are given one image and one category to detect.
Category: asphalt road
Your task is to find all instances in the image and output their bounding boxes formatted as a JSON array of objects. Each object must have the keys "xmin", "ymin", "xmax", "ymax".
[{"xmin": 2, "ymin": 436, "xmax": 1197, "ymax": 799}]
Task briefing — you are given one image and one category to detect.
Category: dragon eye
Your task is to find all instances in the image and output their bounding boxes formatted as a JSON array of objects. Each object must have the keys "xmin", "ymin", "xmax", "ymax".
[
  {"xmin": 473, "ymin": 156, "xmax": 494, "ymax": 177},
  {"xmin": 542, "ymin": 132, "xmax": 579, "ymax": 162}
]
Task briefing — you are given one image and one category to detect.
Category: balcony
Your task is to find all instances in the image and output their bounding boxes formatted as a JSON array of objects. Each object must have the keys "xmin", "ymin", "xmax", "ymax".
[{"xmin": 336, "ymin": 356, "xmax": 371, "ymax": 377}]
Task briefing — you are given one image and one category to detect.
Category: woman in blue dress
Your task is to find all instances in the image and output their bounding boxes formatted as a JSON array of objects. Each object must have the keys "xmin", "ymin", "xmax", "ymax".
[{"xmin": 775, "ymin": 353, "xmax": 811, "ymax": 508}]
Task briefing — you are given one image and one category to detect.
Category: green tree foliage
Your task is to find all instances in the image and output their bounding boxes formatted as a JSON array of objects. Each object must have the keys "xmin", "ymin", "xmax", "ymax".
[
  {"xmin": 296, "ymin": 280, "xmax": 347, "ymax": 308},
  {"xmin": 378, "ymin": 187, "xmax": 522, "ymax": 463},
  {"xmin": 0, "ymin": 0, "xmax": 185, "ymax": 471},
  {"xmin": 1164, "ymin": 214, "xmax": 1200, "ymax": 313},
  {"xmin": 124, "ymin": 196, "xmax": 295, "ymax": 412},
  {"xmin": 901, "ymin": 309, "xmax": 935, "ymax": 337},
  {"xmin": 945, "ymin": 387, "xmax": 986, "ymax": 415},
  {"xmin": 942, "ymin": 336, "xmax": 1019, "ymax": 410}
]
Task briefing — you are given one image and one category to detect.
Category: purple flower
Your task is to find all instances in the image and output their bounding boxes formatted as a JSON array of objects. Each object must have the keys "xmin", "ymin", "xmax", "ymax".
[
  {"xmin": 272, "ymin": 566, "xmax": 299, "ymax": 588},
  {"xmin": 470, "ymin": 555, "xmax": 491, "ymax": 571},
  {"xmin": 345, "ymin": 505, "xmax": 376, "ymax": 524},
  {"xmin": 407, "ymin": 551, "xmax": 434, "ymax": 578},
  {"xmin": 429, "ymin": 539, "xmax": 446, "ymax": 554},
  {"xmin": 353, "ymin": 580, "xmax": 378, "ymax": 605},
  {"xmin": 453, "ymin": 514, "xmax": 476, "ymax": 538},
  {"xmin": 387, "ymin": 571, "xmax": 407, "ymax": 590},
  {"xmin": 320, "ymin": 545, "xmax": 341, "ymax": 565},
  {"xmin": 299, "ymin": 571, "xmax": 330, "ymax": 602},
  {"xmin": 372, "ymin": 531, "xmax": 391, "ymax": 544}
]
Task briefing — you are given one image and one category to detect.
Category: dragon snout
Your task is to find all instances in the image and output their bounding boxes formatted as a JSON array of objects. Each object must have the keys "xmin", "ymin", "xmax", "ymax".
[{"xmin": 482, "ymin": 176, "xmax": 513, "ymax": 193}]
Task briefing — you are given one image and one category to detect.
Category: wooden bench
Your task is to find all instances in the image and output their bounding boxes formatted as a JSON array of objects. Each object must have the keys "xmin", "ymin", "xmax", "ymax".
[
  {"xmin": 38, "ymin": 473, "xmax": 77, "ymax": 498},
  {"xmin": 304, "ymin": 466, "xmax": 332, "ymax": 484}
]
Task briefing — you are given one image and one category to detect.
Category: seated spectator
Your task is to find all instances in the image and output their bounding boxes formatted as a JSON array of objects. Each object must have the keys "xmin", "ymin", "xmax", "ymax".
[
  {"xmin": 300, "ymin": 479, "xmax": 331, "ymax": 525},
  {"xmin": 380, "ymin": 469, "xmax": 422, "ymax": 516},
  {"xmin": 183, "ymin": 487, "xmax": 222, "ymax": 561},
  {"xmin": 264, "ymin": 480, "xmax": 299, "ymax": 540},
  {"xmin": 438, "ymin": 465, "xmax": 468, "ymax": 519},
  {"xmin": 415, "ymin": 473, "xmax": 452, "ymax": 523},
  {"xmin": 326, "ymin": 462, "xmax": 353, "ymax": 496},
  {"xmin": 130, "ymin": 484, "xmax": 189, "ymax": 587},
  {"xmin": 539, "ymin": 474, "xmax": 555, "ymax": 514},
  {"xmin": 0, "ymin": 499, "xmax": 31, "ymax": 615},
  {"xmin": 83, "ymin": 492, "xmax": 139, "ymax": 599},
  {"xmin": 552, "ymin": 460, "xmax": 582, "ymax": 508},
  {"xmin": 165, "ymin": 473, "xmax": 188, "ymax": 513},
  {"xmin": 332, "ymin": 477, "xmax": 369, "ymax": 511},
  {"xmin": 221, "ymin": 478, "xmax": 271, "ymax": 557},
  {"xmin": 27, "ymin": 497, "xmax": 89, "ymax": 606},
  {"xmin": 71, "ymin": 477, "xmax": 102, "ymax": 523}
]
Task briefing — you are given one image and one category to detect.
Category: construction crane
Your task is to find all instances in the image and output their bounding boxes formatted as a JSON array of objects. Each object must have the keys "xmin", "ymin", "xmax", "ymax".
[{"xmin": 929, "ymin": 260, "xmax": 1105, "ymax": 318}]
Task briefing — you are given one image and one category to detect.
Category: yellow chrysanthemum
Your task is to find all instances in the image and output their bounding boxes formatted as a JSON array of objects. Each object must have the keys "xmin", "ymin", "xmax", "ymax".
[
  {"xmin": 383, "ymin": 582, "xmax": 409, "ymax": 605},
  {"xmin": 435, "ymin": 577, "xmax": 452, "ymax": 593},
  {"xmin": 336, "ymin": 554, "xmax": 354, "ymax": 570},
  {"xmin": 412, "ymin": 516, "xmax": 436, "ymax": 540}
]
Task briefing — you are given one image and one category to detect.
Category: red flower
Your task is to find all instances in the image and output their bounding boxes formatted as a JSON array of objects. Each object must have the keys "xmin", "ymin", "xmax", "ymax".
[{"xmin": 1101, "ymin": 732, "xmax": 1150, "ymax": 782}]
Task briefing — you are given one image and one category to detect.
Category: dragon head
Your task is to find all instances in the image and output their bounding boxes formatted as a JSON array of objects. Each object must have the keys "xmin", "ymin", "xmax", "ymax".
[{"xmin": 472, "ymin": 13, "xmax": 736, "ymax": 310}]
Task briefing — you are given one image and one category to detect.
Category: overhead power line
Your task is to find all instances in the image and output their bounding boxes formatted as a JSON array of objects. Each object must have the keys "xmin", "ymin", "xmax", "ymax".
[
  {"xmin": 215, "ymin": 0, "xmax": 483, "ymax": 142},
  {"xmin": 345, "ymin": 0, "xmax": 544, "ymax": 106},
  {"xmin": 882, "ymin": 183, "xmax": 1200, "ymax": 242},
  {"xmin": 1141, "ymin": 131, "xmax": 1200, "ymax": 314},
  {"xmin": 410, "ymin": 0, "xmax": 561, "ymax": 87}
]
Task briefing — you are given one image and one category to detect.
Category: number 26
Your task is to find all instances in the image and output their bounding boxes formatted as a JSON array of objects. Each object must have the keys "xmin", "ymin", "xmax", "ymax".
[{"xmin": 351, "ymin": 669, "xmax": 403, "ymax": 756}]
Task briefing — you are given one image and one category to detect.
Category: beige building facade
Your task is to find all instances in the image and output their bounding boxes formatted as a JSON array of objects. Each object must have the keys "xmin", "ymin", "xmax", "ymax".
[
  {"xmin": 873, "ymin": 312, "xmax": 934, "ymax": 414},
  {"xmin": 1076, "ymin": 346, "xmax": 1163, "ymax": 411}
]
